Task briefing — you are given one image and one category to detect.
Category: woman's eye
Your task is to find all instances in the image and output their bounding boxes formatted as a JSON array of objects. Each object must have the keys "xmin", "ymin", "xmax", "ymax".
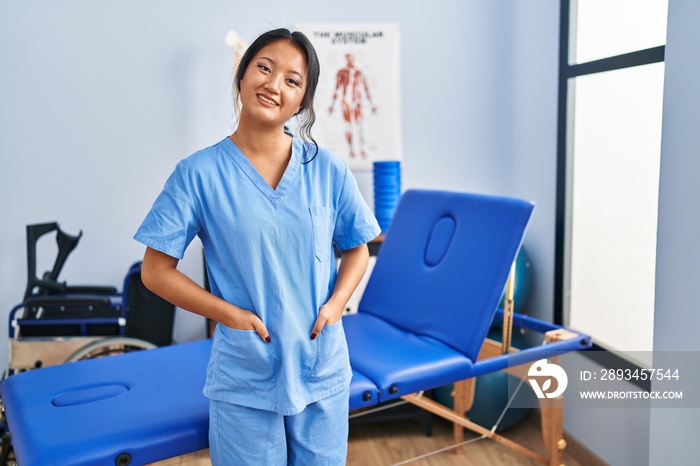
[
  {"xmin": 257, "ymin": 64, "xmax": 271, "ymax": 73},
  {"xmin": 286, "ymin": 78, "xmax": 300, "ymax": 87}
]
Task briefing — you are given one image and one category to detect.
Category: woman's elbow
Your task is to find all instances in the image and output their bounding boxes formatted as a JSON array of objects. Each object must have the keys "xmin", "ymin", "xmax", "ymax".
[{"xmin": 140, "ymin": 248, "xmax": 176, "ymax": 294}]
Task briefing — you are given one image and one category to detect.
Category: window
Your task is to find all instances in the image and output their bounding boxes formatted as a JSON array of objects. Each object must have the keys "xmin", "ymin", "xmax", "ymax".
[
  {"xmin": 573, "ymin": 0, "xmax": 668, "ymax": 64},
  {"xmin": 556, "ymin": 0, "xmax": 668, "ymax": 367}
]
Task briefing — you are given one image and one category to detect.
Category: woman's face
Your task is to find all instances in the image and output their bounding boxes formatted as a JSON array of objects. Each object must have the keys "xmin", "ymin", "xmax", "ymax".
[{"xmin": 238, "ymin": 40, "xmax": 308, "ymax": 129}]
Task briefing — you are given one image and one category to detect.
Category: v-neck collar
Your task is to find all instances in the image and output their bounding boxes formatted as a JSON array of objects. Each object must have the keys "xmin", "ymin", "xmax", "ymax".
[{"xmin": 223, "ymin": 136, "xmax": 301, "ymax": 208}]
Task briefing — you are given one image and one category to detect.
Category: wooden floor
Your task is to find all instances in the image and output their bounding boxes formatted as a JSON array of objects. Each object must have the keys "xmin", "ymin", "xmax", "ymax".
[{"xmin": 149, "ymin": 410, "xmax": 605, "ymax": 466}]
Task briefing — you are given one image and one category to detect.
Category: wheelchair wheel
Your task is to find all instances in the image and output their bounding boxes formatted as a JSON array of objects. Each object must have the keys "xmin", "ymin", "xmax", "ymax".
[{"xmin": 64, "ymin": 337, "xmax": 156, "ymax": 362}]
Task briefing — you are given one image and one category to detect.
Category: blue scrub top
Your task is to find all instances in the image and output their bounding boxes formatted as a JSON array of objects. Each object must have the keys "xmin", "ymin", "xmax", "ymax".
[{"xmin": 134, "ymin": 136, "xmax": 381, "ymax": 415}]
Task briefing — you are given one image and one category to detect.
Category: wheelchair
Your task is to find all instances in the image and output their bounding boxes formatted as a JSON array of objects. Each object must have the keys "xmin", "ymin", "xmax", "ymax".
[
  {"xmin": 1, "ymin": 222, "xmax": 176, "ymax": 464},
  {"xmin": 6, "ymin": 222, "xmax": 176, "ymax": 375}
]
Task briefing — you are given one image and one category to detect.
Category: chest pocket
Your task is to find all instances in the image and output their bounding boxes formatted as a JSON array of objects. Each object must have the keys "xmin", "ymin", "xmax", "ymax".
[{"xmin": 310, "ymin": 207, "xmax": 334, "ymax": 262}]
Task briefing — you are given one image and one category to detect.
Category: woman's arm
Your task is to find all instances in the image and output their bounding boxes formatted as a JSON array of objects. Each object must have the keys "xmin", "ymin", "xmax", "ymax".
[
  {"xmin": 141, "ymin": 247, "xmax": 271, "ymax": 342},
  {"xmin": 310, "ymin": 243, "xmax": 370, "ymax": 339}
]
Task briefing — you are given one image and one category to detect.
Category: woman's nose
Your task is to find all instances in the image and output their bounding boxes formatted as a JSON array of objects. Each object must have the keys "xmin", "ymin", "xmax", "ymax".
[{"xmin": 264, "ymin": 73, "xmax": 282, "ymax": 93}]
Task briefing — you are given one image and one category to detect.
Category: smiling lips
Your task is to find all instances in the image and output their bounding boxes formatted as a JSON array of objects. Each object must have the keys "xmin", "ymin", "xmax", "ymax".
[{"xmin": 257, "ymin": 94, "xmax": 279, "ymax": 106}]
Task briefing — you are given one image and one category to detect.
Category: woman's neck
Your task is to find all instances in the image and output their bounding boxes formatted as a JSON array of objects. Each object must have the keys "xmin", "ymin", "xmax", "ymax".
[
  {"xmin": 231, "ymin": 120, "xmax": 291, "ymax": 162},
  {"xmin": 230, "ymin": 123, "xmax": 293, "ymax": 190}
]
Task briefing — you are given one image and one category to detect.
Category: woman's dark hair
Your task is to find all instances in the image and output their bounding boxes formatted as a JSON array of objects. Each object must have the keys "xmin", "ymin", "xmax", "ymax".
[{"xmin": 234, "ymin": 28, "xmax": 320, "ymax": 163}]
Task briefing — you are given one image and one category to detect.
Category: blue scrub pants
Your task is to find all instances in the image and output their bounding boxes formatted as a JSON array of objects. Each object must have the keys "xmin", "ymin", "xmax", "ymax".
[{"xmin": 209, "ymin": 387, "xmax": 350, "ymax": 465}]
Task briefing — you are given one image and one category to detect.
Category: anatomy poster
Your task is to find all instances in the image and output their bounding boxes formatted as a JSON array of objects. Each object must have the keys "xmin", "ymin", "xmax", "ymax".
[{"xmin": 295, "ymin": 23, "xmax": 402, "ymax": 171}]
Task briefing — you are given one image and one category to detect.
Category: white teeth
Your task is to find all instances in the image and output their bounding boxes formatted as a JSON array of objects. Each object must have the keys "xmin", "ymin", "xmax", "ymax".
[{"xmin": 258, "ymin": 95, "xmax": 278, "ymax": 106}]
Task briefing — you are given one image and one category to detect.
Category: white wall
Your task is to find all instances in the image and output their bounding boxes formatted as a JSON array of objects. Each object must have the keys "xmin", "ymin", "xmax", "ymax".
[
  {"xmin": 649, "ymin": 0, "xmax": 700, "ymax": 463},
  {"xmin": 508, "ymin": 0, "xmax": 560, "ymax": 325}
]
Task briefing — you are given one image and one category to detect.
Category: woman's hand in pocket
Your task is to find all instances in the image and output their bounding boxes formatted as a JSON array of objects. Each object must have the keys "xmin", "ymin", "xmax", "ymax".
[
  {"xmin": 223, "ymin": 307, "xmax": 271, "ymax": 343},
  {"xmin": 310, "ymin": 302, "xmax": 343, "ymax": 340}
]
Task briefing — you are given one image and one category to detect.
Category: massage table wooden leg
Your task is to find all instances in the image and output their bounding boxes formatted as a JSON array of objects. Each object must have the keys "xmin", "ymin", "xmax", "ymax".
[
  {"xmin": 537, "ymin": 346, "xmax": 566, "ymax": 466},
  {"xmin": 539, "ymin": 396, "xmax": 565, "ymax": 466},
  {"xmin": 451, "ymin": 378, "xmax": 475, "ymax": 452}
]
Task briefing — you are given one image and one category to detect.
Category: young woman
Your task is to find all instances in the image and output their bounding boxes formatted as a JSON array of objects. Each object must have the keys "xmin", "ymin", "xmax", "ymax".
[{"xmin": 134, "ymin": 28, "xmax": 380, "ymax": 464}]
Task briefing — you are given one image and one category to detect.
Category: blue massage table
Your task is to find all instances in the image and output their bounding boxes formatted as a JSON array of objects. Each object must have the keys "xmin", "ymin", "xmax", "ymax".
[{"xmin": 0, "ymin": 190, "xmax": 591, "ymax": 465}]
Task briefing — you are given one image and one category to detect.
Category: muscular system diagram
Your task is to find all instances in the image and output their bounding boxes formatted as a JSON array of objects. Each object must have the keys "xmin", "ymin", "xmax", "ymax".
[{"xmin": 328, "ymin": 53, "xmax": 377, "ymax": 158}]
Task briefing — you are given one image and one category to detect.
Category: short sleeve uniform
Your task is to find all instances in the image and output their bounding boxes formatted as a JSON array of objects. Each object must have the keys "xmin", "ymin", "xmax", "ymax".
[{"xmin": 134, "ymin": 137, "xmax": 381, "ymax": 415}]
